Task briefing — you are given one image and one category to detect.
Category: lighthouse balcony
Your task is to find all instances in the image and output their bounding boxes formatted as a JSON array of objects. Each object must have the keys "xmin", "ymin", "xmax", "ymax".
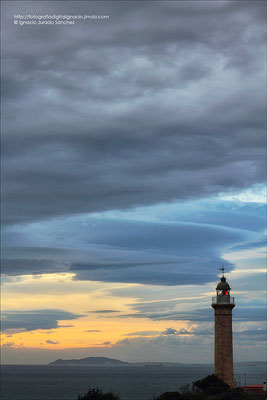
[{"xmin": 212, "ymin": 296, "xmax": 235, "ymax": 304}]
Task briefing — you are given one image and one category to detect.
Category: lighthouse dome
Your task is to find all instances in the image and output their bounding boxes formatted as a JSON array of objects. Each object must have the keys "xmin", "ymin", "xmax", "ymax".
[{"xmin": 216, "ymin": 276, "xmax": 231, "ymax": 290}]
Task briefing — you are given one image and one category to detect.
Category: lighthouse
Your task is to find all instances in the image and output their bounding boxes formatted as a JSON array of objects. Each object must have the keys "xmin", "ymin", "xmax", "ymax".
[{"xmin": 212, "ymin": 268, "xmax": 235, "ymax": 387}]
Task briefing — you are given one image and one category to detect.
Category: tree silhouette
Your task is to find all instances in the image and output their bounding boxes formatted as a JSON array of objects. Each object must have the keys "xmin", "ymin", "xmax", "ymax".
[
  {"xmin": 76, "ymin": 387, "xmax": 120, "ymax": 400},
  {"xmin": 193, "ymin": 374, "xmax": 229, "ymax": 396},
  {"xmin": 153, "ymin": 392, "xmax": 183, "ymax": 400}
]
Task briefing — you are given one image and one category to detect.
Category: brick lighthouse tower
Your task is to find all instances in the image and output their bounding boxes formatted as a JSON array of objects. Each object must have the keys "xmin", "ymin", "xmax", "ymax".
[{"xmin": 212, "ymin": 267, "xmax": 235, "ymax": 387}]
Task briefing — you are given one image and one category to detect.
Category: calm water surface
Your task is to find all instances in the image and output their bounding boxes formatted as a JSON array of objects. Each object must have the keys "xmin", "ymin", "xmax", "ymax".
[{"xmin": 1, "ymin": 365, "xmax": 266, "ymax": 400}]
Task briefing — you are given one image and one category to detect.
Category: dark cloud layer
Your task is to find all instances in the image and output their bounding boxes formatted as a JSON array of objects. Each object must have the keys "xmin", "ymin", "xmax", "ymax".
[
  {"xmin": 2, "ymin": 199, "xmax": 264, "ymax": 287},
  {"xmin": 1, "ymin": 258, "xmax": 67, "ymax": 276},
  {"xmin": 2, "ymin": 1, "xmax": 265, "ymax": 225},
  {"xmin": 120, "ymin": 306, "xmax": 267, "ymax": 323},
  {"xmin": 67, "ymin": 217, "xmax": 245, "ymax": 285},
  {"xmin": 3, "ymin": 210, "xmax": 251, "ymax": 285},
  {"xmin": 1, "ymin": 309, "xmax": 83, "ymax": 333},
  {"xmin": 118, "ymin": 295, "xmax": 267, "ymax": 324},
  {"xmin": 115, "ymin": 326, "xmax": 267, "ymax": 350},
  {"xmin": 122, "ymin": 327, "xmax": 267, "ymax": 346}
]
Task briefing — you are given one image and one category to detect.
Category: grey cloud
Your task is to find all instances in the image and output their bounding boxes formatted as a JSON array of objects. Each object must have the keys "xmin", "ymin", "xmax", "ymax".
[
  {"xmin": 233, "ymin": 308, "xmax": 267, "ymax": 322},
  {"xmin": 124, "ymin": 331, "xmax": 161, "ymax": 337},
  {"xmin": 1, "ymin": 258, "xmax": 68, "ymax": 276},
  {"xmin": 116, "ymin": 333, "xmax": 210, "ymax": 348},
  {"xmin": 2, "ymin": 196, "xmax": 263, "ymax": 290},
  {"xmin": 231, "ymin": 236, "xmax": 266, "ymax": 251},
  {"xmin": 2, "ymin": 342, "xmax": 15, "ymax": 347},
  {"xmin": 1, "ymin": 1, "xmax": 265, "ymax": 226},
  {"xmin": 176, "ymin": 329, "xmax": 192, "ymax": 335},
  {"xmin": 1, "ymin": 309, "xmax": 83, "ymax": 333},
  {"xmin": 73, "ymin": 264, "xmax": 227, "ymax": 287},
  {"xmin": 87, "ymin": 310, "xmax": 120, "ymax": 314},
  {"xmin": 234, "ymin": 329, "xmax": 267, "ymax": 343},
  {"xmin": 58, "ymin": 325, "xmax": 74, "ymax": 328},
  {"xmin": 2, "ymin": 214, "xmax": 244, "ymax": 286},
  {"xmin": 128, "ymin": 299, "xmax": 204, "ymax": 314},
  {"xmin": 138, "ymin": 327, "xmax": 192, "ymax": 336},
  {"xmin": 85, "ymin": 330, "xmax": 102, "ymax": 333},
  {"xmin": 120, "ymin": 306, "xmax": 267, "ymax": 323},
  {"xmin": 116, "ymin": 327, "xmax": 267, "ymax": 350},
  {"xmin": 69, "ymin": 220, "xmax": 246, "ymax": 255},
  {"xmin": 2, "ymin": 210, "xmax": 247, "ymax": 286},
  {"xmin": 162, "ymin": 328, "xmax": 177, "ymax": 335},
  {"xmin": 102, "ymin": 341, "xmax": 111, "ymax": 345},
  {"xmin": 160, "ymin": 201, "xmax": 266, "ymax": 233},
  {"xmin": 46, "ymin": 340, "xmax": 60, "ymax": 345},
  {"xmin": 69, "ymin": 218, "xmax": 240, "ymax": 285},
  {"xmin": 116, "ymin": 338, "xmax": 131, "ymax": 346}
]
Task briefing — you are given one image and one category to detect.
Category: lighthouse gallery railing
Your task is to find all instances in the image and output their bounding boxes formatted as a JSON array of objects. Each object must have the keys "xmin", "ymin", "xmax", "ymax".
[{"xmin": 212, "ymin": 296, "xmax": 235, "ymax": 304}]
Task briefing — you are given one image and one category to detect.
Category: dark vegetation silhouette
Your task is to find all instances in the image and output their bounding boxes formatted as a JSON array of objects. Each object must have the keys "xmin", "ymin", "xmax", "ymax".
[
  {"xmin": 193, "ymin": 374, "xmax": 229, "ymax": 396},
  {"xmin": 76, "ymin": 387, "xmax": 120, "ymax": 400},
  {"xmin": 76, "ymin": 375, "xmax": 265, "ymax": 400},
  {"xmin": 153, "ymin": 375, "xmax": 250, "ymax": 400}
]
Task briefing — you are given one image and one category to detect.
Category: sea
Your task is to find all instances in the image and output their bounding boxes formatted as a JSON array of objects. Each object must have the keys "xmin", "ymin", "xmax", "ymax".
[{"xmin": 1, "ymin": 364, "xmax": 266, "ymax": 400}]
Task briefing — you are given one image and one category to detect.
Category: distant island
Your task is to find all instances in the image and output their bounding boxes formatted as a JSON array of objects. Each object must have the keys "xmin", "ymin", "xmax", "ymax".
[
  {"xmin": 48, "ymin": 357, "xmax": 266, "ymax": 367},
  {"xmin": 49, "ymin": 357, "xmax": 130, "ymax": 366},
  {"xmin": 48, "ymin": 357, "xmax": 185, "ymax": 366}
]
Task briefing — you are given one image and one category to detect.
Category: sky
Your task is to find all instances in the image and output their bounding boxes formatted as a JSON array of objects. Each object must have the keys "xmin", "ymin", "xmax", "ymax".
[{"xmin": 1, "ymin": 1, "xmax": 266, "ymax": 365}]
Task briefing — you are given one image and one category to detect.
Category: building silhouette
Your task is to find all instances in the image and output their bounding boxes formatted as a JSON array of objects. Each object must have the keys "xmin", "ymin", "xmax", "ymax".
[{"xmin": 212, "ymin": 268, "xmax": 235, "ymax": 387}]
